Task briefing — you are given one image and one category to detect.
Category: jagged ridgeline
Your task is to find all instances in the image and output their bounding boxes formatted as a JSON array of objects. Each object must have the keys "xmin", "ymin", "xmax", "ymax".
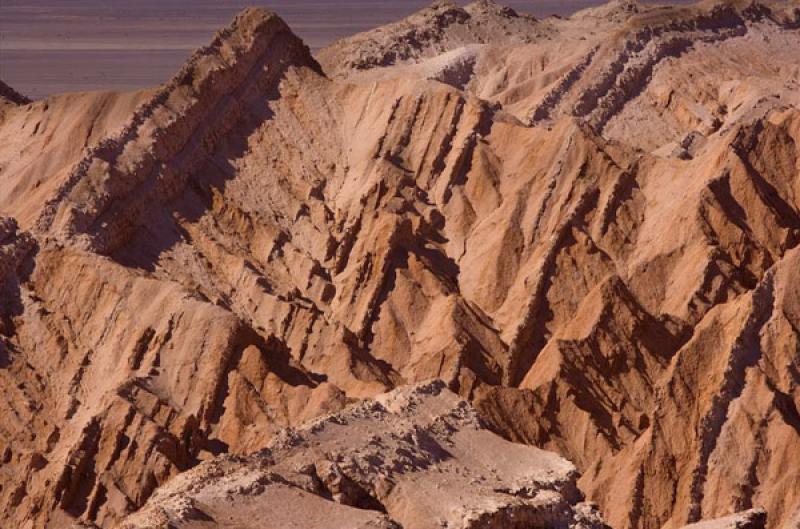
[{"xmin": 0, "ymin": 1, "xmax": 799, "ymax": 529}]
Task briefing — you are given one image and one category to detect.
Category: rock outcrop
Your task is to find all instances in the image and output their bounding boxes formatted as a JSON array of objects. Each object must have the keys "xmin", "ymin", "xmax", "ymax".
[
  {"xmin": 679, "ymin": 509, "xmax": 767, "ymax": 529},
  {"xmin": 0, "ymin": 217, "xmax": 35, "ymax": 283},
  {"xmin": 36, "ymin": 7, "xmax": 319, "ymax": 254},
  {"xmin": 316, "ymin": 0, "xmax": 541, "ymax": 75},
  {"xmin": 1, "ymin": 1, "xmax": 799, "ymax": 528},
  {"xmin": 0, "ymin": 80, "xmax": 30, "ymax": 106},
  {"xmin": 119, "ymin": 381, "xmax": 609, "ymax": 529}
]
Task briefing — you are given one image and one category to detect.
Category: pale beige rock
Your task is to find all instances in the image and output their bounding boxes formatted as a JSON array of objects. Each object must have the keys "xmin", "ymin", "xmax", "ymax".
[{"xmin": 118, "ymin": 381, "xmax": 608, "ymax": 529}]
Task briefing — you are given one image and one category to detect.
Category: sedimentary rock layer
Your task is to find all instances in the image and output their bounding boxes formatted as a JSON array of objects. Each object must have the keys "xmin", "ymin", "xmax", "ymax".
[
  {"xmin": 0, "ymin": 1, "xmax": 798, "ymax": 528},
  {"xmin": 119, "ymin": 381, "xmax": 609, "ymax": 529}
]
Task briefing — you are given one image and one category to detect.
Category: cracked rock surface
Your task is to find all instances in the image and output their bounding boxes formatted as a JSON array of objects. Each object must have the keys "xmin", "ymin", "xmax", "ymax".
[{"xmin": 119, "ymin": 381, "xmax": 608, "ymax": 529}]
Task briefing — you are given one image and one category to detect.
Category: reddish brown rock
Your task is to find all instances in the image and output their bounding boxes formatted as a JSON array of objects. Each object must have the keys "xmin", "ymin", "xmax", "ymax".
[{"xmin": 0, "ymin": 1, "xmax": 799, "ymax": 528}]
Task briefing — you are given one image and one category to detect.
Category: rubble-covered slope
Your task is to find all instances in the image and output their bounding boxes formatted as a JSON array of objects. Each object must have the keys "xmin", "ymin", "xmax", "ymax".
[{"xmin": 118, "ymin": 381, "xmax": 608, "ymax": 529}]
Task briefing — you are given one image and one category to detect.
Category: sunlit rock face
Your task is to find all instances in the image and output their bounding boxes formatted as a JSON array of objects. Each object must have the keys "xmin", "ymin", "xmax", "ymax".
[{"xmin": 0, "ymin": 2, "xmax": 799, "ymax": 528}]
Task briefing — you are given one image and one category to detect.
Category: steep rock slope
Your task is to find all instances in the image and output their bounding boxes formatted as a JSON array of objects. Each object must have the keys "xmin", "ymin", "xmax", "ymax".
[
  {"xmin": 0, "ymin": 1, "xmax": 799, "ymax": 528},
  {"xmin": 0, "ymin": 9, "xmax": 345, "ymax": 529},
  {"xmin": 0, "ymin": 89, "xmax": 155, "ymax": 227}
]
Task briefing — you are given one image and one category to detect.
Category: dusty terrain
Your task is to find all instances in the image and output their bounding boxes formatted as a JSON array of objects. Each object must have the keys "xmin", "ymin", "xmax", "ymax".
[{"xmin": 1, "ymin": 1, "xmax": 799, "ymax": 528}]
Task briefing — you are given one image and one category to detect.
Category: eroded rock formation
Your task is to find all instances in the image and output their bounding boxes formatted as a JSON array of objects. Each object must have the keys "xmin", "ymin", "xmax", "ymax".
[
  {"xmin": 119, "ymin": 381, "xmax": 609, "ymax": 529},
  {"xmin": 0, "ymin": 1, "xmax": 798, "ymax": 528}
]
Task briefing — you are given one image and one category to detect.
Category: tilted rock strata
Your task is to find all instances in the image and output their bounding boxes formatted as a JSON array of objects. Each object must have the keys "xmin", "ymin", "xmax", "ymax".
[
  {"xmin": 37, "ymin": 7, "xmax": 320, "ymax": 254},
  {"xmin": 118, "ymin": 381, "xmax": 608, "ymax": 529},
  {"xmin": 0, "ymin": 9, "xmax": 346, "ymax": 528},
  {"xmin": 0, "ymin": 0, "xmax": 798, "ymax": 528},
  {"xmin": 316, "ymin": 0, "xmax": 542, "ymax": 76}
]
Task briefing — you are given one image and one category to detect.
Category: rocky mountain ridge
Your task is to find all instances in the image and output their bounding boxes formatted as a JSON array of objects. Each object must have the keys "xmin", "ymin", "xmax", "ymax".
[
  {"xmin": 119, "ymin": 381, "xmax": 609, "ymax": 529},
  {"xmin": 0, "ymin": 1, "xmax": 799, "ymax": 528}
]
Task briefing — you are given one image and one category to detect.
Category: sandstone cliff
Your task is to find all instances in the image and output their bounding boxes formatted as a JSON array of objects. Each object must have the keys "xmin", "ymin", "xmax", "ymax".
[{"xmin": 0, "ymin": 1, "xmax": 799, "ymax": 528}]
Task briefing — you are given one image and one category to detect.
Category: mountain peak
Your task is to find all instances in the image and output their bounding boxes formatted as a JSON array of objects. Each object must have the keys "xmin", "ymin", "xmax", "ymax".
[
  {"xmin": 317, "ymin": 0, "xmax": 539, "ymax": 76},
  {"xmin": 36, "ymin": 6, "xmax": 316, "ymax": 250},
  {"xmin": 0, "ymin": 80, "xmax": 30, "ymax": 106},
  {"xmin": 465, "ymin": 0, "xmax": 522, "ymax": 18}
]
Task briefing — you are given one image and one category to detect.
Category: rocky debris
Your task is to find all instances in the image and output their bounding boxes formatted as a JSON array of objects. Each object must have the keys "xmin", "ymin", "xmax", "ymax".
[
  {"xmin": 679, "ymin": 509, "xmax": 767, "ymax": 529},
  {"xmin": 0, "ymin": 216, "xmax": 35, "ymax": 341},
  {"xmin": 421, "ymin": 45, "xmax": 481, "ymax": 89},
  {"xmin": 118, "ymin": 381, "xmax": 609, "ymax": 529},
  {"xmin": 316, "ymin": 0, "xmax": 540, "ymax": 76},
  {"xmin": 570, "ymin": 0, "xmax": 643, "ymax": 23},
  {"xmin": 0, "ymin": 217, "xmax": 35, "ymax": 284},
  {"xmin": 0, "ymin": 1, "xmax": 799, "ymax": 528}
]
